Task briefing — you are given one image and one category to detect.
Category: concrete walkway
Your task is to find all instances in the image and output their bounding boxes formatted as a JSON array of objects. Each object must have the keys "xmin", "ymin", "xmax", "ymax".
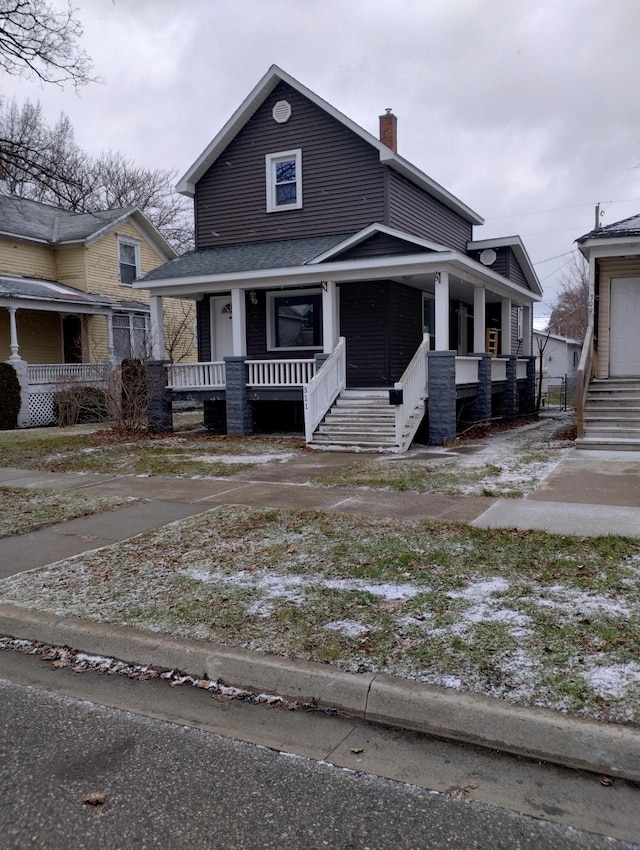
[{"xmin": 1, "ymin": 446, "xmax": 640, "ymax": 782}]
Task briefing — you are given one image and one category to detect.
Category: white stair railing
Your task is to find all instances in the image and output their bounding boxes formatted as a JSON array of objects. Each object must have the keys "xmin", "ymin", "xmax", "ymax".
[
  {"xmin": 303, "ymin": 337, "xmax": 346, "ymax": 443},
  {"xmin": 168, "ymin": 362, "xmax": 226, "ymax": 390},
  {"xmin": 393, "ymin": 334, "xmax": 429, "ymax": 451}
]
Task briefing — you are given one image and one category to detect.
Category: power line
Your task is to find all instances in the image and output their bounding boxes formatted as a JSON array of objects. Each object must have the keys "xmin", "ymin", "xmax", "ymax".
[{"xmin": 483, "ymin": 199, "xmax": 639, "ymax": 222}]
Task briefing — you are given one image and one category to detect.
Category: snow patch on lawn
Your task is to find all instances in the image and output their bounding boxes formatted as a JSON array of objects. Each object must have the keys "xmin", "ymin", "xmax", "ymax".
[
  {"xmin": 581, "ymin": 662, "xmax": 640, "ymax": 698},
  {"xmin": 323, "ymin": 619, "xmax": 371, "ymax": 637}
]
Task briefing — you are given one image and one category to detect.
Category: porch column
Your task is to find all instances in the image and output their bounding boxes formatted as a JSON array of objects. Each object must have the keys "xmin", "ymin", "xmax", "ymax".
[
  {"xmin": 471, "ymin": 352, "xmax": 492, "ymax": 422},
  {"xmin": 106, "ymin": 312, "xmax": 116, "ymax": 363},
  {"xmin": 501, "ymin": 297, "xmax": 512, "ymax": 355},
  {"xmin": 321, "ymin": 280, "xmax": 338, "ymax": 353},
  {"xmin": 473, "ymin": 287, "xmax": 486, "ymax": 353},
  {"xmin": 521, "ymin": 304, "xmax": 532, "ymax": 356},
  {"xmin": 225, "ymin": 356, "xmax": 252, "ymax": 435},
  {"xmin": 149, "ymin": 296, "xmax": 165, "ymax": 360},
  {"xmin": 427, "ymin": 350, "xmax": 456, "ymax": 444},
  {"xmin": 503, "ymin": 355, "xmax": 518, "ymax": 421},
  {"xmin": 231, "ymin": 287, "xmax": 247, "ymax": 356},
  {"xmin": 8, "ymin": 307, "xmax": 20, "ymax": 360},
  {"xmin": 434, "ymin": 270, "xmax": 450, "ymax": 350}
]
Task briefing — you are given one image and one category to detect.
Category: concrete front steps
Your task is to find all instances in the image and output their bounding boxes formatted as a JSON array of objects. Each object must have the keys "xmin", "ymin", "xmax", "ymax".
[
  {"xmin": 576, "ymin": 378, "xmax": 640, "ymax": 451},
  {"xmin": 309, "ymin": 388, "xmax": 421, "ymax": 452}
]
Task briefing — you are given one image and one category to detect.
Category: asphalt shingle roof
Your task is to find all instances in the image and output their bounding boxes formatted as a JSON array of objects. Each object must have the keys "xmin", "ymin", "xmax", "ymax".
[
  {"xmin": 0, "ymin": 195, "xmax": 133, "ymax": 243},
  {"xmin": 140, "ymin": 233, "xmax": 353, "ymax": 282},
  {"xmin": 577, "ymin": 213, "xmax": 640, "ymax": 242},
  {"xmin": 0, "ymin": 274, "xmax": 146, "ymax": 311}
]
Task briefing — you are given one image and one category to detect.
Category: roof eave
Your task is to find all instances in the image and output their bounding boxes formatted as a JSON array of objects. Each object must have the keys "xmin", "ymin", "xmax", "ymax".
[{"xmin": 175, "ymin": 65, "xmax": 484, "ymax": 225}]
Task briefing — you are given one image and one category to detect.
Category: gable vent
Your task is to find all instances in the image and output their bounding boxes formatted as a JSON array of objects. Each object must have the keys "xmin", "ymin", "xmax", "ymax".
[
  {"xmin": 480, "ymin": 248, "xmax": 497, "ymax": 266},
  {"xmin": 272, "ymin": 100, "xmax": 292, "ymax": 123}
]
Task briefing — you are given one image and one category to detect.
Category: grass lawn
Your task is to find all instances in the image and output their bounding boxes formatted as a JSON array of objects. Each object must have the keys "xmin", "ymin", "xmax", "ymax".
[
  {"xmin": 0, "ymin": 487, "xmax": 134, "ymax": 538},
  {"xmin": 0, "ymin": 428, "xmax": 305, "ymax": 478},
  {"xmin": 3, "ymin": 505, "xmax": 639, "ymax": 724}
]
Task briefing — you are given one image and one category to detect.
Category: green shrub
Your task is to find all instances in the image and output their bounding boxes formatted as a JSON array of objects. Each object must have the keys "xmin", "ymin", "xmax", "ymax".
[{"xmin": 0, "ymin": 362, "xmax": 22, "ymax": 430}]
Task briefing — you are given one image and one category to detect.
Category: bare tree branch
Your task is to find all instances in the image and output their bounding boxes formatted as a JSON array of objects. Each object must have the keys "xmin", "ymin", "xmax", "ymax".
[
  {"xmin": 0, "ymin": 0, "xmax": 94, "ymax": 88},
  {"xmin": 548, "ymin": 252, "xmax": 589, "ymax": 340},
  {"xmin": 0, "ymin": 98, "xmax": 194, "ymax": 252}
]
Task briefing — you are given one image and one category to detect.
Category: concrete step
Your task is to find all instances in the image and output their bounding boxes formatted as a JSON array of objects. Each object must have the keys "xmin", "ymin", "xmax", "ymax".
[{"xmin": 575, "ymin": 437, "xmax": 640, "ymax": 451}]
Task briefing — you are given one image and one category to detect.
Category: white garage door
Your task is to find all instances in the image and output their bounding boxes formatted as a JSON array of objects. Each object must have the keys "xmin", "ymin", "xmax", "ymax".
[{"xmin": 610, "ymin": 277, "xmax": 640, "ymax": 377}]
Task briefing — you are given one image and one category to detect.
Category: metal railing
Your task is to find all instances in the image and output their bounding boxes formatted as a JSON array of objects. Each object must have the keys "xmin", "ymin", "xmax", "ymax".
[{"xmin": 303, "ymin": 338, "xmax": 346, "ymax": 442}]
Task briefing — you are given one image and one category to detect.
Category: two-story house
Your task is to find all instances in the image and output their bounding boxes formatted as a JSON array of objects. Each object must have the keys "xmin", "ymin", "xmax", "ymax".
[
  {"xmin": 138, "ymin": 65, "xmax": 542, "ymax": 450},
  {"xmin": 575, "ymin": 213, "xmax": 640, "ymax": 449},
  {"xmin": 0, "ymin": 194, "xmax": 195, "ymax": 426}
]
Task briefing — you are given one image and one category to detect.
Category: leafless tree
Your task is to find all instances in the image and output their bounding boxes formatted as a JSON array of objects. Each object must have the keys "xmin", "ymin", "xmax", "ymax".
[
  {"xmin": 548, "ymin": 252, "xmax": 589, "ymax": 341},
  {"xmin": 0, "ymin": 98, "xmax": 194, "ymax": 252},
  {"xmin": 0, "ymin": 0, "xmax": 94, "ymax": 87}
]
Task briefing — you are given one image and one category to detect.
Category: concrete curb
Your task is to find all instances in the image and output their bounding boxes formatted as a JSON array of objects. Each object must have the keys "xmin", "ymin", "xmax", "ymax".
[{"xmin": 2, "ymin": 602, "xmax": 640, "ymax": 783}]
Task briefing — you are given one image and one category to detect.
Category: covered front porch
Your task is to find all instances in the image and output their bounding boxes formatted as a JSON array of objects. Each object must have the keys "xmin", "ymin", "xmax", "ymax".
[{"xmin": 139, "ymin": 238, "xmax": 540, "ymax": 449}]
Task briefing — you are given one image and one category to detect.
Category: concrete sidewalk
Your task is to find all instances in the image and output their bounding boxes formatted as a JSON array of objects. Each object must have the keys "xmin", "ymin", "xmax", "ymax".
[{"xmin": 1, "ymin": 447, "xmax": 640, "ymax": 782}]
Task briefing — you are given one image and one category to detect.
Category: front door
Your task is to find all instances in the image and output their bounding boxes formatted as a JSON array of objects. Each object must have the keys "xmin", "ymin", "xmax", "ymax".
[
  {"xmin": 62, "ymin": 315, "xmax": 82, "ymax": 363},
  {"xmin": 610, "ymin": 277, "xmax": 640, "ymax": 377},
  {"xmin": 211, "ymin": 297, "xmax": 234, "ymax": 361}
]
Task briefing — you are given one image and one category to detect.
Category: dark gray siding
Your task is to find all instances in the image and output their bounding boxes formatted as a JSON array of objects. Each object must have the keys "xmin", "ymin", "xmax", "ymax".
[
  {"xmin": 335, "ymin": 233, "xmax": 433, "ymax": 261},
  {"xmin": 387, "ymin": 171, "xmax": 472, "ymax": 251},
  {"xmin": 195, "ymin": 82, "xmax": 386, "ymax": 249},
  {"xmin": 468, "ymin": 247, "xmax": 530, "ymax": 290},
  {"xmin": 388, "ymin": 282, "xmax": 423, "ymax": 379},
  {"xmin": 339, "ymin": 280, "xmax": 422, "ymax": 386}
]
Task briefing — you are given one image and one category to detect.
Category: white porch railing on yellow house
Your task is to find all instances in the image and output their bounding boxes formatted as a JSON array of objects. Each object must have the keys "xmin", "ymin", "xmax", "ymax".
[
  {"xmin": 27, "ymin": 363, "xmax": 110, "ymax": 384},
  {"xmin": 303, "ymin": 338, "xmax": 346, "ymax": 442},
  {"xmin": 247, "ymin": 358, "xmax": 316, "ymax": 386}
]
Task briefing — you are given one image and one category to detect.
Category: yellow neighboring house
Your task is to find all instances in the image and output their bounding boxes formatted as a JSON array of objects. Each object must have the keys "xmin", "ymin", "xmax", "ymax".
[{"xmin": 0, "ymin": 194, "xmax": 195, "ymax": 426}]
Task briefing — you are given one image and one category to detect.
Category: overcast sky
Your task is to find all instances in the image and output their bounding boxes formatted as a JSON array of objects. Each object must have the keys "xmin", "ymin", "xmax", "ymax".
[{"xmin": 2, "ymin": 0, "xmax": 639, "ymax": 323}]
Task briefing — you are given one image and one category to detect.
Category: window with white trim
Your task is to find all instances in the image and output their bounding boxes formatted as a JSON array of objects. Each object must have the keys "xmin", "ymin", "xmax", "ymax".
[
  {"xmin": 265, "ymin": 149, "xmax": 302, "ymax": 212},
  {"xmin": 118, "ymin": 238, "xmax": 140, "ymax": 285},
  {"xmin": 113, "ymin": 312, "xmax": 149, "ymax": 360},
  {"xmin": 267, "ymin": 290, "xmax": 322, "ymax": 350}
]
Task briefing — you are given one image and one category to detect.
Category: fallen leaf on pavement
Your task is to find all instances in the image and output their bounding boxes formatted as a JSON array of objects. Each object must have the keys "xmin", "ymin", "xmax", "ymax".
[
  {"xmin": 350, "ymin": 747, "xmax": 364, "ymax": 754},
  {"xmin": 599, "ymin": 775, "xmax": 615, "ymax": 786},
  {"xmin": 83, "ymin": 792, "xmax": 106, "ymax": 806}
]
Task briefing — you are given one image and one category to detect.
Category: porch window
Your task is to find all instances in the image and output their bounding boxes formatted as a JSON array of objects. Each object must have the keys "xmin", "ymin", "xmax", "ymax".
[
  {"xmin": 266, "ymin": 149, "xmax": 302, "ymax": 212},
  {"xmin": 113, "ymin": 312, "xmax": 149, "ymax": 360},
  {"xmin": 118, "ymin": 238, "xmax": 140, "ymax": 285},
  {"xmin": 267, "ymin": 290, "xmax": 322, "ymax": 350},
  {"xmin": 422, "ymin": 293, "xmax": 435, "ymax": 349}
]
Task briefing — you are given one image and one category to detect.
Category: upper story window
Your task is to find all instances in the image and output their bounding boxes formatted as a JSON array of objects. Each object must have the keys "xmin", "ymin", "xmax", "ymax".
[
  {"xmin": 266, "ymin": 149, "xmax": 302, "ymax": 212},
  {"xmin": 118, "ymin": 237, "xmax": 140, "ymax": 285}
]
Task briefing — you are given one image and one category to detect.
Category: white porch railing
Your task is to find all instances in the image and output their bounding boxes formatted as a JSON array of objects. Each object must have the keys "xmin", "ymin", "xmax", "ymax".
[
  {"xmin": 516, "ymin": 358, "xmax": 528, "ymax": 379},
  {"xmin": 394, "ymin": 334, "xmax": 430, "ymax": 451},
  {"xmin": 168, "ymin": 361, "xmax": 226, "ymax": 390},
  {"xmin": 303, "ymin": 338, "xmax": 346, "ymax": 442},
  {"xmin": 491, "ymin": 358, "xmax": 508, "ymax": 381},
  {"xmin": 27, "ymin": 363, "xmax": 110, "ymax": 383},
  {"xmin": 247, "ymin": 359, "xmax": 316, "ymax": 387},
  {"xmin": 455, "ymin": 356, "xmax": 481, "ymax": 384}
]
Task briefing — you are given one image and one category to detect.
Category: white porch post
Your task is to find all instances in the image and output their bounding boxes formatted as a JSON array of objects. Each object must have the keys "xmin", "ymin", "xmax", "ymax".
[
  {"xmin": 321, "ymin": 280, "xmax": 338, "ymax": 353},
  {"xmin": 106, "ymin": 312, "xmax": 116, "ymax": 363},
  {"xmin": 149, "ymin": 295, "xmax": 166, "ymax": 360},
  {"xmin": 231, "ymin": 287, "xmax": 247, "ymax": 356},
  {"xmin": 434, "ymin": 270, "xmax": 450, "ymax": 350},
  {"xmin": 7, "ymin": 306, "xmax": 20, "ymax": 360},
  {"xmin": 501, "ymin": 297, "xmax": 512, "ymax": 355},
  {"xmin": 521, "ymin": 304, "xmax": 532, "ymax": 355},
  {"xmin": 473, "ymin": 287, "xmax": 486, "ymax": 352}
]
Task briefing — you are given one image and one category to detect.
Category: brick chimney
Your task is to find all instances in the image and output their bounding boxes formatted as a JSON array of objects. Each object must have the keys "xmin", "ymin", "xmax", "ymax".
[{"xmin": 379, "ymin": 108, "xmax": 397, "ymax": 152}]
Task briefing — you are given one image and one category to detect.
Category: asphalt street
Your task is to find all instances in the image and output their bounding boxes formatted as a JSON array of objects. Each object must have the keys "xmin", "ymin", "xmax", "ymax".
[{"xmin": 1, "ymin": 649, "xmax": 638, "ymax": 850}]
